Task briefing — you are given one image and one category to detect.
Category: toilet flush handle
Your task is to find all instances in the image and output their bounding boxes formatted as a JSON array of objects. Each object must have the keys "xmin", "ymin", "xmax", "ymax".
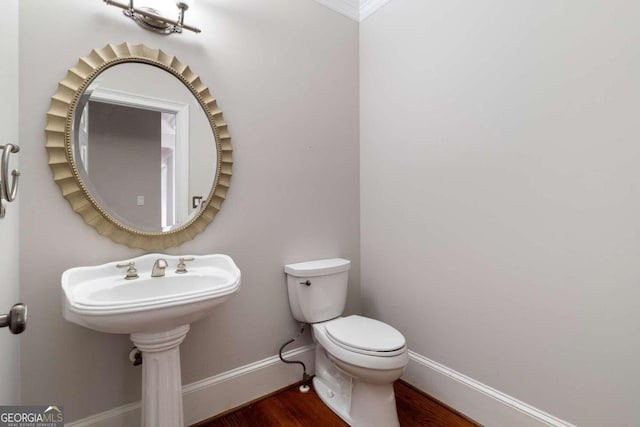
[{"xmin": 300, "ymin": 280, "xmax": 311, "ymax": 286}]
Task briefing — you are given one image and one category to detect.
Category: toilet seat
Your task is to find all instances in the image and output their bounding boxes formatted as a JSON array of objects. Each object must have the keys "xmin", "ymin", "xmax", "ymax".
[
  {"xmin": 324, "ymin": 315, "xmax": 406, "ymax": 357},
  {"xmin": 312, "ymin": 317, "xmax": 408, "ymax": 371}
]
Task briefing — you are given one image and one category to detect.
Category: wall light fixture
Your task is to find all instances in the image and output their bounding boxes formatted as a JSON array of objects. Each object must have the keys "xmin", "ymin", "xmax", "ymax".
[{"xmin": 103, "ymin": 0, "xmax": 201, "ymax": 35}]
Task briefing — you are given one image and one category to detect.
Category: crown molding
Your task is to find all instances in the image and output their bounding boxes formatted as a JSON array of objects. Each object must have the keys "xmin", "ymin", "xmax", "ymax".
[
  {"xmin": 312, "ymin": 0, "xmax": 392, "ymax": 22},
  {"xmin": 360, "ymin": 0, "xmax": 392, "ymax": 21}
]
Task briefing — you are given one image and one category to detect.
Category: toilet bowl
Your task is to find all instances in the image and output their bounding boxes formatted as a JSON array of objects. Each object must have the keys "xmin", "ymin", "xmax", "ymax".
[
  {"xmin": 312, "ymin": 316, "xmax": 408, "ymax": 427},
  {"xmin": 284, "ymin": 259, "xmax": 408, "ymax": 427}
]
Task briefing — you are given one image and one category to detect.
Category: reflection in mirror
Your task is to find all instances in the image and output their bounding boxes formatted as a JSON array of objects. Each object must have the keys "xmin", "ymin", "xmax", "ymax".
[{"xmin": 72, "ymin": 63, "xmax": 217, "ymax": 233}]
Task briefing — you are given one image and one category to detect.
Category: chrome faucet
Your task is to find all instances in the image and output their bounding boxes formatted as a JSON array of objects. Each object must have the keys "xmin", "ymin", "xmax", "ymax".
[{"xmin": 151, "ymin": 258, "xmax": 168, "ymax": 277}]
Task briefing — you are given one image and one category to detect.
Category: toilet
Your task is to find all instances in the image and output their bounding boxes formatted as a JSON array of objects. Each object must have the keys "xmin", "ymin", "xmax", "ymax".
[{"xmin": 284, "ymin": 258, "xmax": 408, "ymax": 427}]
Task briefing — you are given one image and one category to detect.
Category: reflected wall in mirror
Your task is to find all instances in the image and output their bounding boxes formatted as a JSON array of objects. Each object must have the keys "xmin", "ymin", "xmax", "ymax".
[{"xmin": 46, "ymin": 43, "xmax": 233, "ymax": 249}]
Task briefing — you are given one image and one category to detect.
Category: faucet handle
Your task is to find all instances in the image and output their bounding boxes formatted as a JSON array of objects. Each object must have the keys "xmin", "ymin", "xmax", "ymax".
[
  {"xmin": 175, "ymin": 257, "xmax": 195, "ymax": 274},
  {"xmin": 116, "ymin": 262, "xmax": 139, "ymax": 280}
]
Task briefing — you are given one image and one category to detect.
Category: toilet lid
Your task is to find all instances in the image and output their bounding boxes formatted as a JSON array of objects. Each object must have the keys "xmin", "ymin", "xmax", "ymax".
[{"xmin": 325, "ymin": 315, "xmax": 405, "ymax": 354}]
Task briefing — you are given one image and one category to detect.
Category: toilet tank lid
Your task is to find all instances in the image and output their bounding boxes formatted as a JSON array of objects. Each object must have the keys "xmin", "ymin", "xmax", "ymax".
[{"xmin": 284, "ymin": 258, "xmax": 351, "ymax": 277}]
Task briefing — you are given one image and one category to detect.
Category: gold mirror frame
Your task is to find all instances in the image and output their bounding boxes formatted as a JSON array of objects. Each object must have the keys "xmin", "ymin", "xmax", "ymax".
[{"xmin": 46, "ymin": 43, "xmax": 232, "ymax": 249}]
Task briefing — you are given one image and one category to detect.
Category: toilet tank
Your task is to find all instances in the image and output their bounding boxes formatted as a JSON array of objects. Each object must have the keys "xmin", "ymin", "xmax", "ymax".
[{"xmin": 284, "ymin": 258, "xmax": 351, "ymax": 323}]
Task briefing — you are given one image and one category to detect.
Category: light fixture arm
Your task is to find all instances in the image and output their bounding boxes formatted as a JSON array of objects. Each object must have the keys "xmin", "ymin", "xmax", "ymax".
[
  {"xmin": 177, "ymin": 3, "xmax": 186, "ymax": 28},
  {"xmin": 103, "ymin": 0, "xmax": 201, "ymax": 35}
]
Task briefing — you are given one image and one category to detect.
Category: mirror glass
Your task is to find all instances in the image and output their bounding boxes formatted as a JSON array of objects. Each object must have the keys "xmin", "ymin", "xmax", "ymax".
[{"xmin": 71, "ymin": 63, "xmax": 217, "ymax": 233}]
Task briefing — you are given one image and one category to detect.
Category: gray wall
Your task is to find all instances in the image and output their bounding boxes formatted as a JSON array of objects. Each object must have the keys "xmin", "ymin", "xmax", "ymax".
[
  {"xmin": 0, "ymin": 0, "xmax": 20, "ymax": 405},
  {"xmin": 360, "ymin": 1, "xmax": 640, "ymax": 426},
  {"xmin": 19, "ymin": 0, "xmax": 359, "ymax": 422},
  {"xmin": 88, "ymin": 102, "xmax": 162, "ymax": 231}
]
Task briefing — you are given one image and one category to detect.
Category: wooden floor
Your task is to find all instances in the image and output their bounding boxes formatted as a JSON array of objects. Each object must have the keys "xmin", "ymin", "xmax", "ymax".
[{"xmin": 195, "ymin": 381, "xmax": 479, "ymax": 427}]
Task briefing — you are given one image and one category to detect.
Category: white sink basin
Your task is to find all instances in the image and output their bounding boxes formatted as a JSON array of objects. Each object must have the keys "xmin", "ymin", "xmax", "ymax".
[
  {"xmin": 62, "ymin": 253, "xmax": 241, "ymax": 334},
  {"xmin": 62, "ymin": 254, "xmax": 241, "ymax": 427}
]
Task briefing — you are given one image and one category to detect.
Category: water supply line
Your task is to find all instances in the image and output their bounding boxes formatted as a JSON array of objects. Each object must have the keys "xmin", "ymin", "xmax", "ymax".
[{"xmin": 279, "ymin": 323, "xmax": 311, "ymax": 393}]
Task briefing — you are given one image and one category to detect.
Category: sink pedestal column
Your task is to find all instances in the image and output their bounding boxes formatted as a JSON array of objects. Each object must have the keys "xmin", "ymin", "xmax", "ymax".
[{"xmin": 131, "ymin": 325, "xmax": 190, "ymax": 427}]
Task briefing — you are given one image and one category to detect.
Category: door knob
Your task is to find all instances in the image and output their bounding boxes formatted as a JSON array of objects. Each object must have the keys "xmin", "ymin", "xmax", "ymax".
[{"xmin": 0, "ymin": 303, "xmax": 27, "ymax": 334}]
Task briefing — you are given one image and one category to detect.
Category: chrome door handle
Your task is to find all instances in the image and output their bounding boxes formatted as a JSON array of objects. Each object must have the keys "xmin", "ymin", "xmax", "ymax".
[{"xmin": 0, "ymin": 303, "xmax": 27, "ymax": 334}]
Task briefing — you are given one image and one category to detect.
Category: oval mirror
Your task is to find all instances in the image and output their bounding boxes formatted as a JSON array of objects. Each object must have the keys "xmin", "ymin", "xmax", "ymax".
[{"xmin": 46, "ymin": 43, "xmax": 232, "ymax": 249}]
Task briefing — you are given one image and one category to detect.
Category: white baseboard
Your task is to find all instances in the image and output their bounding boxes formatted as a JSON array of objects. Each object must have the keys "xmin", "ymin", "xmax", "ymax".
[
  {"xmin": 66, "ymin": 344, "xmax": 315, "ymax": 427},
  {"xmin": 182, "ymin": 344, "xmax": 315, "ymax": 425},
  {"xmin": 403, "ymin": 351, "xmax": 576, "ymax": 427},
  {"xmin": 67, "ymin": 346, "xmax": 575, "ymax": 427}
]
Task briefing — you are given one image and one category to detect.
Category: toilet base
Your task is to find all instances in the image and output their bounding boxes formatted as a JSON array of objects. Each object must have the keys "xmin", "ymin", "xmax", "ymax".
[
  {"xmin": 314, "ymin": 375, "xmax": 401, "ymax": 427},
  {"xmin": 313, "ymin": 345, "xmax": 401, "ymax": 427},
  {"xmin": 314, "ymin": 376, "xmax": 352, "ymax": 425},
  {"xmin": 350, "ymin": 379, "xmax": 400, "ymax": 427}
]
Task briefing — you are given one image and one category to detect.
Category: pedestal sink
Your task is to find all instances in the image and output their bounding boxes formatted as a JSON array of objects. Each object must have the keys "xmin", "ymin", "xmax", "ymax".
[{"xmin": 61, "ymin": 254, "xmax": 241, "ymax": 427}]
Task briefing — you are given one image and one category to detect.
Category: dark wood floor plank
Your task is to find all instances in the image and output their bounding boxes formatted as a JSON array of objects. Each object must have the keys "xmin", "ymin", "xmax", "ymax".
[
  {"xmin": 394, "ymin": 382, "xmax": 478, "ymax": 427},
  {"xmin": 274, "ymin": 386, "xmax": 348, "ymax": 427},
  {"xmin": 197, "ymin": 380, "xmax": 479, "ymax": 427},
  {"xmin": 218, "ymin": 397, "xmax": 299, "ymax": 427},
  {"xmin": 243, "ymin": 397, "xmax": 300, "ymax": 426}
]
